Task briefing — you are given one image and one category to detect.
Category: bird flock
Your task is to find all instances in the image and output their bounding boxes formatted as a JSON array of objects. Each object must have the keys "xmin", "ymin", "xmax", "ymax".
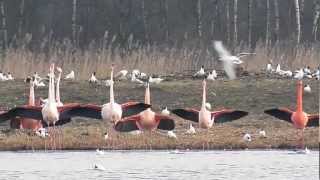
[{"xmin": 0, "ymin": 41, "xmax": 318, "ymax": 151}]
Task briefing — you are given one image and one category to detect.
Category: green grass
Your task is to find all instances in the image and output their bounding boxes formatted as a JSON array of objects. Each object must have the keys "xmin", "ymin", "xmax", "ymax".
[{"xmin": 0, "ymin": 78, "xmax": 319, "ymax": 150}]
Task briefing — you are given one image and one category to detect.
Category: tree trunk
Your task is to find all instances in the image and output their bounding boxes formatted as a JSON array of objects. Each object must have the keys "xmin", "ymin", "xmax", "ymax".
[
  {"xmin": 211, "ymin": 0, "xmax": 218, "ymax": 39},
  {"xmin": 0, "ymin": 0, "xmax": 7, "ymax": 49},
  {"xmin": 274, "ymin": 0, "xmax": 280, "ymax": 42},
  {"xmin": 266, "ymin": 0, "xmax": 270, "ymax": 46},
  {"xmin": 294, "ymin": 0, "xmax": 301, "ymax": 44},
  {"xmin": 248, "ymin": 0, "xmax": 253, "ymax": 48},
  {"xmin": 312, "ymin": 0, "xmax": 320, "ymax": 41},
  {"xmin": 233, "ymin": 0, "xmax": 238, "ymax": 46},
  {"xmin": 72, "ymin": 0, "xmax": 77, "ymax": 46},
  {"xmin": 196, "ymin": 0, "xmax": 202, "ymax": 38},
  {"xmin": 161, "ymin": 0, "xmax": 169, "ymax": 42},
  {"xmin": 142, "ymin": 0, "xmax": 149, "ymax": 41},
  {"xmin": 18, "ymin": 0, "xmax": 25, "ymax": 39},
  {"xmin": 226, "ymin": 0, "xmax": 231, "ymax": 44}
]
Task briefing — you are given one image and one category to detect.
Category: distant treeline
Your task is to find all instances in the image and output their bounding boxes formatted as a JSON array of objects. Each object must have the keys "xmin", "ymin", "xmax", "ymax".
[{"xmin": 0, "ymin": 0, "xmax": 319, "ymax": 49}]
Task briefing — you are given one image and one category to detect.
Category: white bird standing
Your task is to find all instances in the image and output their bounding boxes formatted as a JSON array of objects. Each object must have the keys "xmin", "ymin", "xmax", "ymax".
[
  {"xmin": 243, "ymin": 133, "xmax": 252, "ymax": 142},
  {"xmin": 186, "ymin": 123, "xmax": 196, "ymax": 134},
  {"xmin": 149, "ymin": 76, "xmax": 164, "ymax": 84},
  {"xmin": 96, "ymin": 149, "xmax": 105, "ymax": 155},
  {"xmin": 194, "ymin": 65, "xmax": 206, "ymax": 77},
  {"xmin": 131, "ymin": 73, "xmax": 144, "ymax": 84},
  {"xmin": 207, "ymin": 70, "xmax": 217, "ymax": 81},
  {"xmin": 6, "ymin": 72, "xmax": 14, "ymax": 80},
  {"xmin": 266, "ymin": 63, "xmax": 274, "ymax": 73},
  {"xmin": 93, "ymin": 164, "xmax": 106, "ymax": 171},
  {"xmin": 214, "ymin": 41, "xmax": 253, "ymax": 80},
  {"xmin": 115, "ymin": 70, "xmax": 128, "ymax": 80},
  {"xmin": 65, "ymin": 70, "xmax": 75, "ymax": 80},
  {"xmin": 259, "ymin": 130, "xmax": 266, "ymax": 138},
  {"xmin": 294, "ymin": 69, "xmax": 304, "ymax": 80},
  {"xmin": 304, "ymin": 84, "xmax": 311, "ymax": 93},
  {"xmin": 89, "ymin": 72, "xmax": 98, "ymax": 83},
  {"xmin": 161, "ymin": 107, "xmax": 170, "ymax": 116},
  {"xmin": 167, "ymin": 131, "xmax": 177, "ymax": 139}
]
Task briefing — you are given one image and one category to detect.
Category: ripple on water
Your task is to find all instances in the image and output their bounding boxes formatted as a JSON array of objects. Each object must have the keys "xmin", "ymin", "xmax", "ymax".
[{"xmin": 0, "ymin": 150, "xmax": 318, "ymax": 180}]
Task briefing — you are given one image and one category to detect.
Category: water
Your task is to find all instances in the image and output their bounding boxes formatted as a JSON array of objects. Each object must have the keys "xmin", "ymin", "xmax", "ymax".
[{"xmin": 0, "ymin": 150, "xmax": 318, "ymax": 180}]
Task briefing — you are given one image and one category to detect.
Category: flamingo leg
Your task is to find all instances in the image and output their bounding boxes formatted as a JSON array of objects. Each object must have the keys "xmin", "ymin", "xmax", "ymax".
[
  {"xmin": 301, "ymin": 129, "xmax": 305, "ymax": 149},
  {"xmin": 53, "ymin": 123, "xmax": 56, "ymax": 150}
]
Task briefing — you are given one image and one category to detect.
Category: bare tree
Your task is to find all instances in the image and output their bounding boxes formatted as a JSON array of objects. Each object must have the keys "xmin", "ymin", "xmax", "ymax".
[
  {"xmin": 248, "ymin": 0, "xmax": 253, "ymax": 48},
  {"xmin": 274, "ymin": 0, "xmax": 280, "ymax": 42},
  {"xmin": 161, "ymin": 0, "xmax": 169, "ymax": 42},
  {"xmin": 211, "ymin": 0, "xmax": 218, "ymax": 39},
  {"xmin": 72, "ymin": 0, "xmax": 77, "ymax": 46},
  {"xmin": 233, "ymin": 0, "xmax": 238, "ymax": 46},
  {"xmin": 226, "ymin": 0, "xmax": 231, "ymax": 43},
  {"xmin": 266, "ymin": 0, "xmax": 270, "ymax": 46},
  {"xmin": 0, "ymin": 0, "xmax": 7, "ymax": 49},
  {"xmin": 294, "ymin": 0, "xmax": 301, "ymax": 44},
  {"xmin": 18, "ymin": 0, "xmax": 25, "ymax": 39},
  {"xmin": 313, "ymin": 0, "xmax": 320, "ymax": 41},
  {"xmin": 142, "ymin": 0, "xmax": 149, "ymax": 41},
  {"xmin": 196, "ymin": 0, "xmax": 202, "ymax": 38}
]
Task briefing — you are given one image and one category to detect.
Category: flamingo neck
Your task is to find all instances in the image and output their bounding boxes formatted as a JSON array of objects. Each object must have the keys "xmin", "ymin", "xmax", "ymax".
[
  {"xmin": 110, "ymin": 66, "xmax": 114, "ymax": 103},
  {"xmin": 145, "ymin": 83, "xmax": 150, "ymax": 104},
  {"xmin": 28, "ymin": 81, "xmax": 35, "ymax": 106},
  {"xmin": 201, "ymin": 80, "xmax": 206, "ymax": 109},
  {"xmin": 296, "ymin": 80, "xmax": 303, "ymax": 112},
  {"xmin": 56, "ymin": 71, "xmax": 62, "ymax": 103},
  {"xmin": 48, "ymin": 64, "xmax": 55, "ymax": 104}
]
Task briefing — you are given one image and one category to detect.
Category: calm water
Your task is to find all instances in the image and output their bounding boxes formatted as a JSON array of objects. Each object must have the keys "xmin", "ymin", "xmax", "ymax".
[{"xmin": 0, "ymin": 150, "xmax": 318, "ymax": 180}]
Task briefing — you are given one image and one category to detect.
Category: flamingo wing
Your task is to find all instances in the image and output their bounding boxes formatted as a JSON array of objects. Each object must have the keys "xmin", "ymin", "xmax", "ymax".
[
  {"xmin": 0, "ymin": 106, "xmax": 43, "ymax": 122},
  {"xmin": 59, "ymin": 104, "xmax": 102, "ymax": 120},
  {"xmin": 307, "ymin": 114, "xmax": 319, "ymax": 127},
  {"xmin": 156, "ymin": 115, "xmax": 175, "ymax": 130},
  {"xmin": 171, "ymin": 108, "xmax": 199, "ymax": 122},
  {"xmin": 264, "ymin": 108, "xmax": 293, "ymax": 123},
  {"xmin": 114, "ymin": 118, "xmax": 139, "ymax": 132},
  {"xmin": 121, "ymin": 102, "xmax": 151, "ymax": 118},
  {"xmin": 211, "ymin": 109, "xmax": 248, "ymax": 123}
]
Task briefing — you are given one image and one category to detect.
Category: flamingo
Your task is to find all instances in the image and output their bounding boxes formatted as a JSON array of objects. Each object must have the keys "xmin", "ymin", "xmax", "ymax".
[
  {"xmin": 171, "ymin": 80, "xmax": 248, "ymax": 128},
  {"xmin": 10, "ymin": 77, "xmax": 42, "ymax": 130},
  {"xmin": 56, "ymin": 64, "xmax": 151, "ymax": 125},
  {"xmin": 0, "ymin": 64, "xmax": 81, "ymax": 127},
  {"xmin": 115, "ymin": 83, "xmax": 175, "ymax": 132},
  {"xmin": 264, "ymin": 80, "xmax": 319, "ymax": 148}
]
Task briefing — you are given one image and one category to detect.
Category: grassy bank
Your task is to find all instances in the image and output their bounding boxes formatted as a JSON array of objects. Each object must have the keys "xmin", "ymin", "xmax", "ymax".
[{"xmin": 0, "ymin": 78, "xmax": 319, "ymax": 150}]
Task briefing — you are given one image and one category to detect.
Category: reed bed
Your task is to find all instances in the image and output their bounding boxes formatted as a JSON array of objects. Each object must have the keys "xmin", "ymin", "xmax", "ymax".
[{"xmin": 0, "ymin": 35, "xmax": 319, "ymax": 80}]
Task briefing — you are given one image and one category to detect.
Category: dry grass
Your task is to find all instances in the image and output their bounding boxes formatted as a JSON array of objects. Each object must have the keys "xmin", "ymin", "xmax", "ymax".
[
  {"xmin": 0, "ymin": 36, "xmax": 319, "ymax": 80},
  {"xmin": 0, "ymin": 78, "xmax": 318, "ymax": 150}
]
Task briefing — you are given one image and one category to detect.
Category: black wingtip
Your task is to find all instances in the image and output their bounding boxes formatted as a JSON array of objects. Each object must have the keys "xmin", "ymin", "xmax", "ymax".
[
  {"xmin": 157, "ymin": 119, "xmax": 175, "ymax": 130},
  {"xmin": 114, "ymin": 120, "xmax": 139, "ymax": 132},
  {"xmin": 171, "ymin": 109, "xmax": 199, "ymax": 122}
]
